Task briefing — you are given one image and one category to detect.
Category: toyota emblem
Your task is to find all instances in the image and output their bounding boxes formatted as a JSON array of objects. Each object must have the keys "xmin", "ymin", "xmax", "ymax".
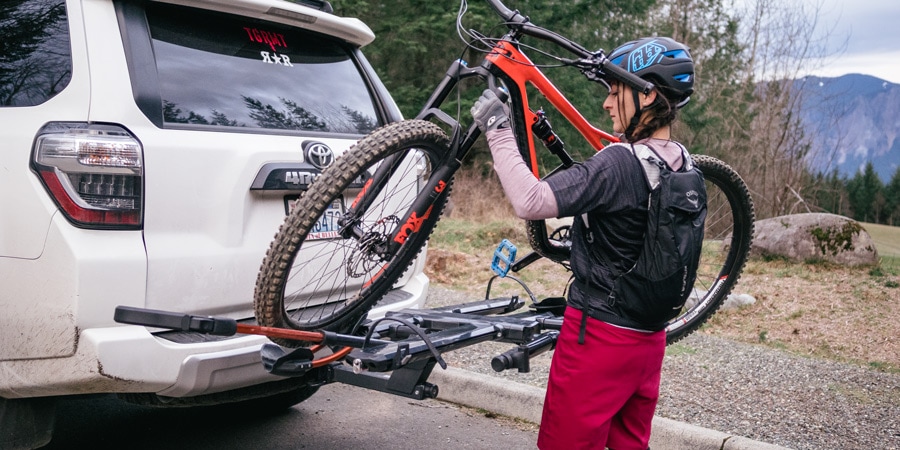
[{"xmin": 304, "ymin": 142, "xmax": 334, "ymax": 170}]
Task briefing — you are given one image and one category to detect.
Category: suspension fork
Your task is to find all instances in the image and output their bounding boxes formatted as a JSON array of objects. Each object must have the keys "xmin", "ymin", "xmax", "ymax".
[
  {"xmin": 337, "ymin": 56, "xmax": 493, "ymax": 260},
  {"xmin": 386, "ymin": 158, "xmax": 458, "ymax": 249},
  {"xmin": 338, "ymin": 131, "xmax": 474, "ymax": 261}
]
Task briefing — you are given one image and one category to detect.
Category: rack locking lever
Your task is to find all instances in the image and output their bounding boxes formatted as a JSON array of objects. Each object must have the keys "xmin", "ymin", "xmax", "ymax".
[
  {"xmin": 114, "ymin": 306, "xmax": 238, "ymax": 336},
  {"xmin": 113, "ymin": 305, "xmax": 328, "ymax": 344}
]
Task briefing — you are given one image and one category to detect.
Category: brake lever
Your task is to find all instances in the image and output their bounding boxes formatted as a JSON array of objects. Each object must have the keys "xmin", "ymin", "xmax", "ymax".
[
  {"xmin": 571, "ymin": 53, "xmax": 654, "ymax": 94},
  {"xmin": 565, "ymin": 55, "xmax": 605, "ymax": 84}
]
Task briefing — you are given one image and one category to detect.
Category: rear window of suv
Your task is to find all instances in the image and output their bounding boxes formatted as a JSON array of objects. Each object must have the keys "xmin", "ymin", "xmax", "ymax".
[
  {"xmin": 0, "ymin": 0, "xmax": 72, "ymax": 107},
  {"xmin": 146, "ymin": 3, "xmax": 380, "ymax": 134}
]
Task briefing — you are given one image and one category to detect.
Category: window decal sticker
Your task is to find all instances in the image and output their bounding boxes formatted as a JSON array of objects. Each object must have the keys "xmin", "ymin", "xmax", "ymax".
[{"xmin": 243, "ymin": 27, "xmax": 287, "ymax": 52}]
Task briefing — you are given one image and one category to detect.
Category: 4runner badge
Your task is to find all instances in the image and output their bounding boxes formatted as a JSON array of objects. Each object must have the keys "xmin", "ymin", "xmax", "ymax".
[{"xmin": 304, "ymin": 142, "xmax": 334, "ymax": 170}]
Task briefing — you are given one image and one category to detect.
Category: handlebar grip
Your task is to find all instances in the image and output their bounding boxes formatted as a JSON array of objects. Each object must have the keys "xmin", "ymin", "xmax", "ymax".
[
  {"xmin": 485, "ymin": 0, "xmax": 527, "ymax": 24},
  {"xmin": 599, "ymin": 58, "xmax": 655, "ymax": 95}
]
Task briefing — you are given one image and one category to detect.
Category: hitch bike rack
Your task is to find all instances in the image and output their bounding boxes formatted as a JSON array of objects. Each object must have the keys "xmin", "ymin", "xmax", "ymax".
[{"xmin": 114, "ymin": 257, "xmax": 567, "ymax": 401}]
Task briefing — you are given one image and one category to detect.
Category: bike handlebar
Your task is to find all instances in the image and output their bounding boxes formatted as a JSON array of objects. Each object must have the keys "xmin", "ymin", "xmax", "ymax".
[
  {"xmin": 484, "ymin": 0, "xmax": 654, "ymax": 95},
  {"xmin": 596, "ymin": 56, "xmax": 655, "ymax": 94},
  {"xmin": 484, "ymin": 0, "xmax": 527, "ymax": 24}
]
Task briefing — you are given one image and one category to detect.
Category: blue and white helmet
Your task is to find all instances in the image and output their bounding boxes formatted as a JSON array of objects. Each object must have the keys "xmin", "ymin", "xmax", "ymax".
[{"xmin": 607, "ymin": 37, "xmax": 695, "ymax": 108}]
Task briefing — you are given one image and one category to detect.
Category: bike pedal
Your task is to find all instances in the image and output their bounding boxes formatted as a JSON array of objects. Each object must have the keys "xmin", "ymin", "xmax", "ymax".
[{"xmin": 491, "ymin": 239, "xmax": 517, "ymax": 278}]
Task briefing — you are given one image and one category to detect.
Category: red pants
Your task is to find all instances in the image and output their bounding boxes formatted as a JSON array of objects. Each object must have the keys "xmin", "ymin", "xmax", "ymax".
[{"xmin": 537, "ymin": 307, "xmax": 666, "ymax": 450}]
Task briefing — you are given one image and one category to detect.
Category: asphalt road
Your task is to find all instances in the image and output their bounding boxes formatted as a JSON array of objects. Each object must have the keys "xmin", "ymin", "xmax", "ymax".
[{"xmin": 42, "ymin": 382, "xmax": 539, "ymax": 449}]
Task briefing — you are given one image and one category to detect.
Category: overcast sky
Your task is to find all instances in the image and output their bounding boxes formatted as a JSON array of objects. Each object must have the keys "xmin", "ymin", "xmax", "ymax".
[{"xmin": 794, "ymin": 0, "xmax": 900, "ymax": 83}]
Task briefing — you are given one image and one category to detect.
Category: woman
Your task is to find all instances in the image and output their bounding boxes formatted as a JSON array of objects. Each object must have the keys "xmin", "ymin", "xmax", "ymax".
[{"xmin": 470, "ymin": 37, "xmax": 696, "ymax": 450}]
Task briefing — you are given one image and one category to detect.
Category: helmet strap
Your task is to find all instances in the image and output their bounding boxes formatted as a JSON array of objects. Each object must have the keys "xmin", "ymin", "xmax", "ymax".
[{"xmin": 624, "ymin": 89, "xmax": 642, "ymax": 141}]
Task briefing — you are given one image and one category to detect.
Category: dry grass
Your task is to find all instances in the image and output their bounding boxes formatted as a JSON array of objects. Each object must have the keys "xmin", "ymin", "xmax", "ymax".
[
  {"xmin": 707, "ymin": 259, "xmax": 899, "ymax": 372},
  {"xmin": 444, "ymin": 165, "xmax": 517, "ymax": 222},
  {"xmin": 425, "ymin": 168, "xmax": 900, "ymax": 373},
  {"xmin": 428, "ymin": 167, "xmax": 572, "ymax": 299}
]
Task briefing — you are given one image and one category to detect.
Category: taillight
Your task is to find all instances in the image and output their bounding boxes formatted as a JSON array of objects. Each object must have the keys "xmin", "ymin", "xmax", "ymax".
[{"xmin": 32, "ymin": 122, "xmax": 143, "ymax": 229}]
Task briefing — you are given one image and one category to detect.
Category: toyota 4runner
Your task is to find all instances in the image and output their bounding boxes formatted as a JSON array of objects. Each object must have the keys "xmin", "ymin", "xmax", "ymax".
[{"xmin": 0, "ymin": 0, "xmax": 428, "ymax": 446}]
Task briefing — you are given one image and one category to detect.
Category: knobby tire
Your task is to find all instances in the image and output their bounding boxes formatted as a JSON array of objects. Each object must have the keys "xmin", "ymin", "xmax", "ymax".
[
  {"xmin": 254, "ymin": 120, "xmax": 451, "ymax": 346},
  {"xmin": 664, "ymin": 155, "xmax": 755, "ymax": 344}
]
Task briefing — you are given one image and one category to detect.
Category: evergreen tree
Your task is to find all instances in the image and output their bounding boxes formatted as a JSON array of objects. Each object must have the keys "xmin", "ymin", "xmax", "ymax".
[
  {"xmin": 243, "ymin": 96, "xmax": 328, "ymax": 131},
  {"xmin": 885, "ymin": 166, "xmax": 900, "ymax": 226},
  {"xmin": 847, "ymin": 163, "xmax": 883, "ymax": 223},
  {"xmin": 811, "ymin": 170, "xmax": 850, "ymax": 217}
]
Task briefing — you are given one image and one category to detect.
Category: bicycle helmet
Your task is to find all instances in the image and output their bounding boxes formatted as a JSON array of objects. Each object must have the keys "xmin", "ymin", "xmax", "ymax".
[{"xmin": 606, "ymin": 37, "xmax": 695, "ymax": 108}]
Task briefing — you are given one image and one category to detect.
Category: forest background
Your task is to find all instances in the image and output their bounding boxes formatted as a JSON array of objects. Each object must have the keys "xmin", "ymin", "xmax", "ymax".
[{"xmin": 332, "ymin": 0, "xmax": 900, "ymax": 226}]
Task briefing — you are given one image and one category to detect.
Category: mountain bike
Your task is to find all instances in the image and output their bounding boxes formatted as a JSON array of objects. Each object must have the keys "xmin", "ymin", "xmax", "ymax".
[{"xmin": 253, "ymin": 0, "xmax": 755, "ymax": 347}]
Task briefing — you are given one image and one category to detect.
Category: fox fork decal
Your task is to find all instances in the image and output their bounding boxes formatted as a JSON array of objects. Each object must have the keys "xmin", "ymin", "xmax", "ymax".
[{"xmin": 393, "ymin": 204, "xmax": 434, "ymax": 245}]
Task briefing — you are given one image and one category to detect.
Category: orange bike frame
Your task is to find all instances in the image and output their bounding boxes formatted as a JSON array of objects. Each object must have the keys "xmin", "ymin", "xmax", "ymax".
[{"xmin": 485, "ymin": 40, "xmax": 620, "ymax": 177}]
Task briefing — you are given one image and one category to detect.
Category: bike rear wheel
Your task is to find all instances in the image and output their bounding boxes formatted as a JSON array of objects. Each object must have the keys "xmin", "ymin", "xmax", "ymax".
[
  {"xmin": 254, "ymin": 120, "xmax": 451, "ymax": 345},
  {"xmin": 665, "ymin": 155, "xmax": 755, "ymax": 344}
]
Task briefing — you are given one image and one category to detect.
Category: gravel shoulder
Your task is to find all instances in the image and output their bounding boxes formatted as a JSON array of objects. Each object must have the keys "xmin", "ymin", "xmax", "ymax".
[{"xmin": 425, "ymin": 286, "xmax": 900, "ymax": 450}]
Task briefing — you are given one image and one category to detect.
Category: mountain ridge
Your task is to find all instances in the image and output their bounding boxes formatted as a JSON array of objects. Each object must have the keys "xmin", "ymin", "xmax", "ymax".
[{"xmin": 796, "ymin": 74, "xmax": 899, "ymax": 183}]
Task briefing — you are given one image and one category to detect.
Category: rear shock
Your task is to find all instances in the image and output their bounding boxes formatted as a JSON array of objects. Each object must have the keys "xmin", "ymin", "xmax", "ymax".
[{"xmin": 531, "ymin": 109, "xmax": 573, "ymax": 168}]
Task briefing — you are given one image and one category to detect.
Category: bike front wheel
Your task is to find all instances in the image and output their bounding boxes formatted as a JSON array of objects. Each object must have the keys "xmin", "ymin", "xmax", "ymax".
[
  {"xmin": 254, "ymin": 120, "xmax": 451, "ymax": 344},
  {"xmin": 665, "ymin": 155, "xmax": 755, "ymax": 344}
]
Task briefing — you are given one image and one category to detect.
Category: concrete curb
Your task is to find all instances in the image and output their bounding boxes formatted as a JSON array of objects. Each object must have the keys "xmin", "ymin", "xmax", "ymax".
[{"xmin": 430, "ymin": 367, "xmax": 792, "ymax": 450}]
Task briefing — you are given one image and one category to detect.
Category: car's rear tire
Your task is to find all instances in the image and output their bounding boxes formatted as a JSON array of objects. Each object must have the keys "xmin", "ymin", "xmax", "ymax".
[
  {"xmin": 0, "ymin": 397, "xmax": 57, "ymax": 449},
  {"xmin": 118, "ymin": 378, "xmax": 319, "ymax": 413}
]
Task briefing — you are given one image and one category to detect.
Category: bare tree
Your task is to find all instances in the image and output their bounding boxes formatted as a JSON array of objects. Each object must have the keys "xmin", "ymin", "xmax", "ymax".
[
  {"xmin": 1, "ymin": 0, "xmax": 72, "ymax": 106},
  {"xmin": 737, "ymin": 0, "xmax": 830, "ymax": 218},
  {"xmin": 649, "ymin": 0, "xmax": 843, "ymax": 219},
  {"xmin": 648, "ymin": 0, "xmax": 758, "ymax": 186}
]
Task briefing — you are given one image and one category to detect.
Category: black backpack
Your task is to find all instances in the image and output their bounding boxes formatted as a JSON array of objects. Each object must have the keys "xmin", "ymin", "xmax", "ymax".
[{"xmin": 588, "ymin": 143, "xmax": 707, "ymax": 330}]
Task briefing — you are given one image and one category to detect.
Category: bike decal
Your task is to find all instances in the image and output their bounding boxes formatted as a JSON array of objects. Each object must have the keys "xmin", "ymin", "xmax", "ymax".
[
  {"xmin": 666, "ymin": 272, "xmax": 730, "ymax": 332},
  {"xmin": 435, "ymin": 180, "xmax": 447, "ymax": 193},
  {"xmin": 351, "ymin": 178, "xmax": 374, "ymax": 209},
  {"xmin": 394, "ymin": 205, "xmax": 434, "ymax": 244}
]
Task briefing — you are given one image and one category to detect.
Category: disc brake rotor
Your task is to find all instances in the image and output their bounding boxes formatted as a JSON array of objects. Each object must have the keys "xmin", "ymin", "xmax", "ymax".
[{"xmin": 346, "ymin": 216, "xmax": 399, "ymax": 278}]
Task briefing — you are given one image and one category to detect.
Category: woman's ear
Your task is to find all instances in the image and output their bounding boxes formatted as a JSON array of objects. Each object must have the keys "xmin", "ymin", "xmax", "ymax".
[{"xmin": 640, "ymin": 89, "xmax": 658, "ymax": 108}]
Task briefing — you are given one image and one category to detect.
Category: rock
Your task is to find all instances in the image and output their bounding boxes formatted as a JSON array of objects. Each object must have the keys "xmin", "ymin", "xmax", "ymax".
[
  {"xmin": 722, "ymin": 293, "xmax": 756, "ymax": 310},
  {"xmin": 751, "ymin": 213, "xmax": 879, "ymax": 266}
]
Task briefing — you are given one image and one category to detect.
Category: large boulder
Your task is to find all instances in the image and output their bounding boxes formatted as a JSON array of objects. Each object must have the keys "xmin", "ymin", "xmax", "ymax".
[{"xmin": 751, "ymin": 213, "xmax": 879, "ymax": 266}]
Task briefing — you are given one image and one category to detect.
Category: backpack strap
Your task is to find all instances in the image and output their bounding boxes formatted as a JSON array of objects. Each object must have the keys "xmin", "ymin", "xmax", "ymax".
[
  {"xmin": 642, "ymin": 141, "xmax": 694, "ymax": 173},
  {"xmin": 580, "ymin": 143, "xmax": 657, "ymax": 235},
  {"xmin": 631, "ymin": 143, "xmax": 666, "ymax": 189},
  {"xmin": 574, "ymin": 144, "xmax": 652, "ymax": 342},
  {"xmin": 578, "ymin": 308, "xmax": 589, "ymax": 344},
  {"xmin": 677, "ymin": 142, "xmax": 693, "ymax": 171}
]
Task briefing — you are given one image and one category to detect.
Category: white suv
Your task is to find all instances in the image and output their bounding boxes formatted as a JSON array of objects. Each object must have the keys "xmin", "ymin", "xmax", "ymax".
[{"xmin": 0, "ymin": 0, "xmax": 428, "ymax": 446}]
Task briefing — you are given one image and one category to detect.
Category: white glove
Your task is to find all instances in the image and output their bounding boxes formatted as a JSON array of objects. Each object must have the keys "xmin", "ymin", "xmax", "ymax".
[{"xmin": 471, "ymin": 89, "xmax": 510, "ymax": 132}]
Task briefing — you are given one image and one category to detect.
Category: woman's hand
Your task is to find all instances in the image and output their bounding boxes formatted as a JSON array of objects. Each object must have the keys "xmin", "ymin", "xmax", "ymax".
[{"xmin": 471, "ymin": 89, "xmax": 510, "ymax": 132}]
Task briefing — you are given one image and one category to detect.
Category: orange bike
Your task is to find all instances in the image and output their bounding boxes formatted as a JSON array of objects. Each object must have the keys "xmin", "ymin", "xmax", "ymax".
[{"xmin": 253, "ymin": 0, "xmax": 755, "ymax": 346}]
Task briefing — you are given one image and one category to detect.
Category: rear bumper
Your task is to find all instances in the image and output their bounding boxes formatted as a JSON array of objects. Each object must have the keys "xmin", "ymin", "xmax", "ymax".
[{"xmin": 0, "ymin": 273, "xmax": 429, "ymax": 399}]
